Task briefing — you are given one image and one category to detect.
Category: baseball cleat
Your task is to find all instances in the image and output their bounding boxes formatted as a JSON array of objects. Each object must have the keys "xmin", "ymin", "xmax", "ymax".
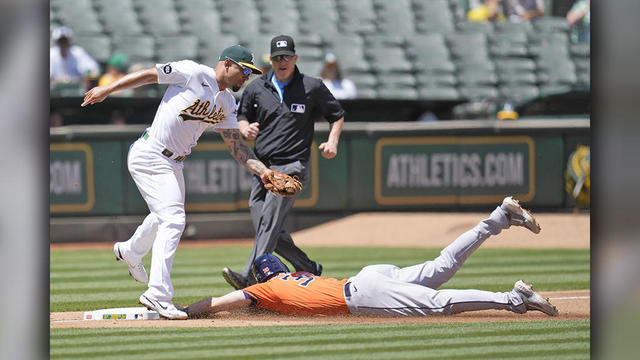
[
  {"xmin": 139, "ymin": 295, "xmax": 188, "ymax": 320},
  {"xmin": 114, "ymin": 242, "xmax": 148, "ymax": 283},
  {"xmin": 311, "ymin": 261, "xmax": 323, "ymax": 276},
  {"xmin": 500, "ymin": 196, "xmax": 541, "ymax": 234},
  {"xmin": 513, "ymin": 280, "xmax": 559, "ymax": 316},
  {"xmin": 222, "ymin": 267, "xmax": 247, "ymax": 290}
]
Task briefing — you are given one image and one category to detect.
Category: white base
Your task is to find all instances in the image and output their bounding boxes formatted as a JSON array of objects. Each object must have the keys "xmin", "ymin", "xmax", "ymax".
[{"xmin": 83, "ymin": 307, "xmax": 160, "ymax": 320}]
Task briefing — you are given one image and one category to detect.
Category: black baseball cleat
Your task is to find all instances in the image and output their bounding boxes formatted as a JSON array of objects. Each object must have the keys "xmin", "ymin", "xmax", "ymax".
[
  {"xmin": 222, "ymin": 267, "xmax": 247, "ymax": 290},
  {"xmin": 311, "ymin": 261, "xmax": 323, "ymax": 276}
]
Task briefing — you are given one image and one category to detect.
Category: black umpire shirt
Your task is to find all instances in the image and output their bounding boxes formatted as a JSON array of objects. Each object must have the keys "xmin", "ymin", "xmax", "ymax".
[{"xmin": 237, "ymin": 67, "xmax": 345, "ymax": 164}]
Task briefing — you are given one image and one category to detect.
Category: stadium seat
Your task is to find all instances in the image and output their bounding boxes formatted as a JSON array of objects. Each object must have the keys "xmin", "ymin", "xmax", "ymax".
[
  {"xmin": 458, "ymin": 86, "xmax": 499, "ymax": 100},
  {"xmin": 570, "ymin": 43, "xmax": 590, "ymax": 58},
  {"xmin": 413, "ymin": 0, "xmax": 455, "ymax": 34},
  {"xmin": 297, "ymin": 59, "xmax": 324, "ymax": 77},
  {"xmin": 240, "ymin": 34, "xmax": 274, "ymax": 63},
  {"xmin": 200, "ymin": 33, "xmax": 241, "ymax": 61},
  {"xmin": 493, "ymin": 21, "xmax": 533, "ymax": 34},
  {"xmin": 324, "ymin": 35, "xmax": 370, "ymax": 72},
  {"xmin": 416, "ymin": 73, "xmax": 458, "ymax": 87},
  {"xmin": 74, "ymin": 34, "xmax": 112, "ymax": 64},
  {"xmin": 367, "ymin": 47, "xmax": 412, "ymax": 73},
  {"xmin": 156, "ymin": 35, "xmax": 199, "ymax": 62},
  {"xmin": 100, "ymin": 6, "xmax": 144, "ymax": 35},
  {"xmin": 50, "ymin": 82, "xmax": 84, "ymax": 97},
  {"xmin": 347, "ymin": 72, "xmax": 377, "ymax": 89},
  {"xmin": 298, "ymin": 0, "xmax": 340, "ymax": 36},
  {"xmin": 374, "ymin": 0, "xmax": 415, "ymax": 36},
  {"xmin": 447, "ymin": 33, "xmax": 490, "ymax": 63},
  {"xmin": 457, "ymin": 70, "xmax": 498, "ymax": 86},
  {"xmin": 377, "ymin": 86, "xmax": 418, "ymax": 100},
  {"xmin": 377, "ymin": 73, "xmax": 416, "ymax": 88},
  {"xmin": 498, "ymin": 85, "xmax": 540, "ymax": 102},
  {"xmin": 497, "ymin": 71, "xmax": 537, "ymax": 85},
  {"xmin": 539, "ymin": 84, "xmax": 572, "ymax": 96},
  {"xmin": 457, "ymin": 21, "xmax": 494, "ymax": 34},
  {"xmin": 532, "ymin": 16, "xmax": 570, "ymax": 33},
  {"xmin": 112, "ymin": 35, "xmax": 155, "ymax": 63},
  {"xmin": 181, "ymin": 10, "xmax": 223, "ymax": 39},
  {"xmin": 355, "ymin": 87, "xmax": 378, "ymax": 99},
  {"xmin": 494, "ymin": 58, "xmax": 536, "ymax": 73},
  {"xmin": 335, "ymin": 0, "xmax": 377, "ymax": 35},
  {"xmin": 418, "ymin": 86, "xmax": 460, "ymax": 100}
]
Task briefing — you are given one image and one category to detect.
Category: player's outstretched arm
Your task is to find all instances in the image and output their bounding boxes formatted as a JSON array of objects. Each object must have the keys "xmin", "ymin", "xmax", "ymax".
[
  {"xmin": 220, "ymin": 128, "xmax": 271, "ymax": 181},
  {"xmin": 186, "ymin": 290, "xmax": 251, "ymax": 318},
  {"xmin": 81, "ymin": 67, "xmax": 158, "ymax": 107}
]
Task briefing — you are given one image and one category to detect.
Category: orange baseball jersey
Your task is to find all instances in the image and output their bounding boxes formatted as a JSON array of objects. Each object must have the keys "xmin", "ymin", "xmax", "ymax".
[{"xmin": 242, "ymin": 272, "xmax": 350, "ymax": 316}]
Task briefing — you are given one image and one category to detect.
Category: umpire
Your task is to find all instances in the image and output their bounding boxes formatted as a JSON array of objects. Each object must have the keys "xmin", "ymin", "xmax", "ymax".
[{"xmin": 222, "ymin": 35, "xmax": 345, "ymax": 289}]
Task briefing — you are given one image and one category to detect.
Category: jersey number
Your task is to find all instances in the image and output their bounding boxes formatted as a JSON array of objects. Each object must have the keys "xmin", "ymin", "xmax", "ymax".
[{"xmin": 280, "ymin": 274, "xmax": 314, "ymax": 287}]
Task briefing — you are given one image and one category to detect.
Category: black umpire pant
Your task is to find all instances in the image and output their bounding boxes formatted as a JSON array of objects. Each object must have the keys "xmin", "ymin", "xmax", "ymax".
[{"xmin": 240, "ymin": 160, "xmax": 316, "ymax": 281}]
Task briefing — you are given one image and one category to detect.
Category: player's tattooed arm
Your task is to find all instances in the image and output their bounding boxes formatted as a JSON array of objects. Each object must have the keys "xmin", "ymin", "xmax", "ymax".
[{"xmin": 220, "ymin": 128, "xmax": 269, "ymax": 177}]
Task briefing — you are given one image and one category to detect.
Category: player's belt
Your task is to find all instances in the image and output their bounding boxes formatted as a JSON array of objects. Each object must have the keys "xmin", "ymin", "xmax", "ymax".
[
  {"xmin": 141, "ymin": 130, "xmax": 187, "ymax": 162},
  {"xmin": 343, "ymin": 282, "xmax": 352, "ymax": 298}
]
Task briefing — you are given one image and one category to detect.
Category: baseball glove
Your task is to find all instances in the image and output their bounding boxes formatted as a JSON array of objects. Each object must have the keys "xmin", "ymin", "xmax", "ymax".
[{"xmin": 262, "ymin": 170, "xmax": 303, "ymax": 197}]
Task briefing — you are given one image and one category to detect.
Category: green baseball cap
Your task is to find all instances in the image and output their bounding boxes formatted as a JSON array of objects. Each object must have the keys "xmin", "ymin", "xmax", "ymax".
[{"xmin": 219, "ymin": 45, "xmax": 263, "ymax": 75}]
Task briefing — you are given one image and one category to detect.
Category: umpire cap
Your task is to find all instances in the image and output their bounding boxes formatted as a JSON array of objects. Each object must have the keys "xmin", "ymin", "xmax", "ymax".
[{"xmin": 251, "ymin": 254, "xmax": 290, "ymax": 283}]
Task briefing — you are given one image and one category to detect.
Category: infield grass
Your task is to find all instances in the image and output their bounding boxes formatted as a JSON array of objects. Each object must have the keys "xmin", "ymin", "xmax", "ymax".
[
  {"xmin": 51, "ymin": 246, "xmax": 590, "ymax": 359},
  {"xmin": 50, "ymin": 320, "xmax": 590, "ymax": 359},
  {"xmin": 51, "ymin": 246, "xmax": 589, "ymax": 312}
]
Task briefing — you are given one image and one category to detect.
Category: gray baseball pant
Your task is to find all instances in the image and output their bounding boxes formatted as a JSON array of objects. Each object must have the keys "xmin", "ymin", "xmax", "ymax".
[
  {"xmin": 344, "ymin": 206, "xmax": 527, "ymax": 316},
  {"xmin": 240, "ymin": 160, "xmax": 316, "ymax": 280}
]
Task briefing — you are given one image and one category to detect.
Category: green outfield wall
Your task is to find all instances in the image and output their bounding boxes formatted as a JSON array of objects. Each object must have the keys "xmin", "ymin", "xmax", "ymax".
[{"xmin": 50, "ymin": 120, "xmax": 589, "ymax": 218}]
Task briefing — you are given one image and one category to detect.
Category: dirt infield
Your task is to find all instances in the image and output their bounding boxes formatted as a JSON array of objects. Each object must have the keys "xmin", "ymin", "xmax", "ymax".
[
  {"xmin": 50, "ymin": 211, "xmax": 590, "ymax": 328},
  {"xmin": 50, "ymin": 290, "xmax": 589, "ymax": 329}
]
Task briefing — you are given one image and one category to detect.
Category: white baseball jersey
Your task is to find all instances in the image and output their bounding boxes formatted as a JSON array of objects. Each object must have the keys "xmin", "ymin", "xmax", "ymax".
[{"xmin": 147, "ymin": 60, "xmax": 239, "ymax": 157}]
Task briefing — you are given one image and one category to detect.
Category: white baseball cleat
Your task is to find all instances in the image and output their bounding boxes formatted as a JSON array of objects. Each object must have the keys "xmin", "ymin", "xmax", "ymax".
[
  {"xmin": 500, "ymin": 196, "xmax": 541, "ymax": 234},
  {"xmin": 139, "ymin": 294, "xmax": 188, "ymax": 320},
  {"xmin": 513, "ymin": 280, "xmax": 559, "ymax": 316},
  {"xmin": 114, "ymin": 242, "xmax": 148, "ymax": 284}
]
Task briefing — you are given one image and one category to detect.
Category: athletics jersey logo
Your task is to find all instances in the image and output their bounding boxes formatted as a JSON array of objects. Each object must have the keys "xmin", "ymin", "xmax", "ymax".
[{"xmin": 179, "ymin": 98, "xmax": 226, "ymax": 124}]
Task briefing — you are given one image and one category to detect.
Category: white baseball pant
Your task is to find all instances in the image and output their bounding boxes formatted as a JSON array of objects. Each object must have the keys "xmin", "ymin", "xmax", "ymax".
[{"xmin": 118, "ymin": 138, "xmax": 186, "ymax": 302}]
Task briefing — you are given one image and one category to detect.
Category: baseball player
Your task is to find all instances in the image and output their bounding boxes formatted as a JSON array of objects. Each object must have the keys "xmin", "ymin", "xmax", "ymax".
[
  {"xmin": 186, "ymin": 197, "xmax": 558, "ymax": 318},
  {"xmin": 222, "ymin": 34, "xmax": 345, "ymax": 290},
  {"xmin": 81, "ymin": 45, "xmax": 277, "ymax": 320}
]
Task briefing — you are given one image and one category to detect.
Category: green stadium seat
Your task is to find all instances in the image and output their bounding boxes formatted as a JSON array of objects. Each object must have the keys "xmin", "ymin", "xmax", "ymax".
[
  {"xmin": 539, "ymin": 84, "xmax": 572, "ymax": 96},
  {"xmin": 355, "ymin": 88, "xmax": 378, "ymax": 99},
  {"xmin": 493, "ymin": 21, "xmax": 533, "ymax": 34},
  {"xmin": 570, "ymin": 43, "xmax": 590, "ymax": 58},
  {"xmin": 497, "ymin": 71, "xmax": 537, "ymax": 85},
  {"xmin": 447, "ymin": 33, "xmax": 490, "ymax": 62},
  {"xmin": 374, "ymin": 0, "xmax": 415, "ymax": 35},
  {"xmin": 498, "ymin": 85, "xmax": 540, "ymax": 102},
  {"xmin": 457, "ymin": 21, "xmax": 494, "ymax": 34},
  {"xmin": 532, "ymin": 16, "xmax": 570, "ymax": 33},
  {"xmin": 156, "ymin": 35, "xmax": 199, "ymax": 62},
  {"xmin": 418, "ymin": 86, "xmax": 460, "ymax": 100},
  {"xmin": 240, "ymin": 34, "xmax": 274, "ymax": 63},
  {"xmin": 50, "ymin": 82, "xmax": 84, "ymax": 97},
  {"xmin": 457, "ymin": 70, "xmax": 498, "ymax": 86},
  {"xmin": 347, "ymin": 72, "xmax": 377, "ymax": 89},
  {"xmin": 367, "ymin": 47, "xmax": 412, "ymax": 73},
  {"xmin": 101, "ymin": 9, "xmax": 144, "ymax": 35},
  {"xmin": 200, "ymin": 33, "xmax": 241, "ymax": 61},
  {"xmin": 335, "ymin": 0, "xmax": 377, "ymax": 35},
  {"xmin": 416, "ymin": 73, "xmax": 458, "ymax": 87},
  {"xmin": 413, "ymin": 0, "xmax": 455, "ymax": 34},
  {"xmin": 112, "ymin": 35, "xmax": 155, "ymax": 63},
  {"xmin": 458, "ymin": 86, "xmax": 499, "ymax": 100},
  {"xmin": 181, "ymin": 10, "xmax": 223, "ymax": 39},
  {"xmin": 324, "ymin": 35, "xmax": 370, "ymax": 72},
  {"xmin": 495, "ymin": 58, "xmax": 536, "ymax": 73},
  {"xmin": 74, "ymin": 34, "xmax": 112, "ymax": 64},
  {"xmin": 297, "ymin": 59, "xmax": 324, "ymax": 77},
  {"xmin": 298, "ymin": 2, "xmax": 340, "ymax": 36},
  {"xmin": 377, "ymin": 73, "xmax": 416, "ymax": 88},
  {"xmin": 377, "ymin": 86, "xmax": 418, "ymax": 100}
]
